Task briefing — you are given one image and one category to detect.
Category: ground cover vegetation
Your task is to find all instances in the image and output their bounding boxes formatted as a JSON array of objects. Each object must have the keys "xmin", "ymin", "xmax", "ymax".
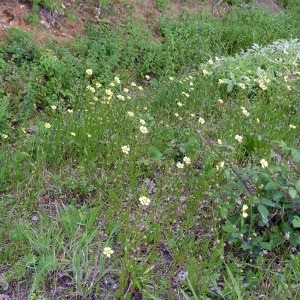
[{"xmin": 0, "ymin": 0, "xmax": 300, "ymax": 298}]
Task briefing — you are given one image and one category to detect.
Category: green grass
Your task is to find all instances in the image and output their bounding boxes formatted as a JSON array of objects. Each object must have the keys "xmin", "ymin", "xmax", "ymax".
[{"xmin": 0, "ymin": 1, "xmax": 300, "ymax": 298}]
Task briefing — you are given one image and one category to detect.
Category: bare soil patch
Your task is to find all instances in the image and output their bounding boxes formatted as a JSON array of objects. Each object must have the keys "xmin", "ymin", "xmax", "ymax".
[{"xmin": 0, "ymin": 0, "xmax": 284, "ymax": 45}]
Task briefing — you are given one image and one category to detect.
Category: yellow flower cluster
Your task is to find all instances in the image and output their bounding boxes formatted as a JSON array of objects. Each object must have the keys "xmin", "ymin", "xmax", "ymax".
[
  {"xmin": 177, "ymin": 157, "xmax": 191, "ymax": 169},
  {"xmin": 241, "ymin": 205, "xmax": 248, "ymax": 218},
  {"xmin": 87, "ymin": 85, "xmax": 95, "ymax": 93},
  {"xmin": 86, "ymin": 69, "xmax": 93, "ymax": 76},
  {"xmin": 216, "ymin": 161, "xmax": 224, "ymax": 171},
  {"xmin": 258, "ymin": 75, "xmax": 270, "ymax": 90}
]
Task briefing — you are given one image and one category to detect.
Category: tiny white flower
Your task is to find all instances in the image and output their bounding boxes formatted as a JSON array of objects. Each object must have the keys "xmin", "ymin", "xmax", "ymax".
[
  {"xmin": 198, "ymin": 117, "xmax": 205, "ymax": 124},
  {"xmin": 103, "ymin": 247, "xmax": 114, "ymax": 258},
  {"xmin": 139, "ymin": 196, "xmax": 150, "ymax": 206},
  {"xmin": 242, "ymin": 204, "xmax": 248, "ymax": 218},
  {"xmin": 242, "ymin": 109, "xmax": 250, "ymax": 117},
  {"xmin": 235, "ymin": 135, "xmax": 243, "ymax": 143},
  {"xmin": 121, "ymin": 145, "xmax": 130, "ymax": 155},
  {"xmin": 140, "ymin": 126, "xmax": 148, "ymax": 134},
  {"xmin": 86, "ymin": 69, "xmax": 93, "ymax": 76},
  {"xmin": 183, "ymin": 156, "xmax": 191, "ymax": 164},
  {"xmin": 177, "ymin": 162, "xmax": 184, "ymax": 169},
  {"xmin": 260, "ymin": 159, "xmax": 268, "ymax": 168}
]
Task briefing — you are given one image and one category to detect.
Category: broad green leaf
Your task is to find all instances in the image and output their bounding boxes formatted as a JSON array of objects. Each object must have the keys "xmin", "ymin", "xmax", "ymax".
[
  {"xmin": 163, "ymin": 147, "xmax": 173, "ymax": 155},
  {"xmin": 271, "ymin": 226, "xmax": 280, "ymax": 234},
  {"xmin": 145, "ymin": 113, "xmax": 154, "ymax": 121},
  {"xmin": 292, "ymin": 216, "xmax": 300, "ymax": 228},
  {"xmin": 269, "ymin": 235, "xmax": 285, "ymax": 248},
  {"xmin": 227, "ymin": 83, "xmax": 233, "ymax": 92},
  {"xmin": 258, "ymin": 204, "xmax": 269, "ymax": 219},
  {"xmin": 270, "ymin": 165, "xmax": 281, "ymax": 172},
  {"xmin": 222, "ymin": 222, "xmax": 239, "ymax": 233},
  {"xmin": 273, "ymin": 191, "xmax": 284, "ymax": 201},
  {"xmin": 179, "ymin": 147, "xmax": 186, "ymax": 153},
  {"xmin": 264, "ymin": 181, "xmax": 279, "ymax": 191},
  {"xmin": 149, "ymin": 146, "xmax": 164, "ymax": 160},
  {"xmin": 83, "ymin": 146, "xmax": 88, "ymax": 156},
  {"xmin": 283, "ymin": 204, "xmax": 294, "ymax": 209},
  {"xmin": 259, "ymin": 242, "xmax": 271, "ymax": 250},
  {"xmin": 168, "ymin": 239, "xmax": 177, "ymax": 248},
  {"xmin": 291, "ymin": 149, "xmax": 300, "ymax": 163},
  {"xmin": 231, "ymin": 232, "xmax": 242, "ymax": 238},
  {"xmin": 100, "ymin": 18, "xmax": 110, "ymax": 23},
  {"xmin": 205, "ymin": 169, "xmax": 215, "ymax": 179},
  {"xmin": 251, "ymin": 196, "xmax": 260, "ymax": 204},
  {"xmin": 241, "ymin": 224, "xmax": 250, "ymax": 234},
  {"xmin": 288, "ymin": 187, "xmax": 298, "ymax": 199},
  {"xmin": 253, "ymin": 237, "xmax": 263, "ymax": 244},
  {"xmin": 220, "ymin": 207, "xmax": 227, "ymax": 218},
  {"xmin": 224, "ymin": 145, "xmax": 235, "ymax": 151},
  {"xmin": 279, "ymin": 222, "xmax": 293, "ymax": 234},
  {"xmin": 20, "ymin": 151, "xmax": 30, "ymax": 157},
  {"xmin": 259, "ymin": 219, "xmax": 269, "ymax": 226},
  {"xmin": 289, "ymin": 233, "xmax": 300, "ymax": 247},
  {"xmin": 224, "ymin": 169, "xmax": 231, "ymax": 181},
  {"xmin": 261, "ymin": 198, "xmax": 275, "ymax": 207},
  {"xmin": 138, "ymin": 158, "xmax": 150, "ymax": 165},
  {"xmin": 241, "ymin": 243, "xmax": 251, "ymax": 251},
  {"xmin": 295, "ymin": 180, "xmax": 300, "ymax": 193}
]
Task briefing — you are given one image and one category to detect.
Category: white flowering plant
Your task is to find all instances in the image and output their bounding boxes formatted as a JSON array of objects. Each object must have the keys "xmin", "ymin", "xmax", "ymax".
[{"xmin": 211, "ymin": 137, "xmax": 300, "ymax": 256}]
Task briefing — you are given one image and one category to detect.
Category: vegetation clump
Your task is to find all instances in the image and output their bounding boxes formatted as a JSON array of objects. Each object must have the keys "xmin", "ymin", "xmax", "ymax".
[{"xmin": 0, "ymin": 0, "xmax": 299, "ymax": 298}]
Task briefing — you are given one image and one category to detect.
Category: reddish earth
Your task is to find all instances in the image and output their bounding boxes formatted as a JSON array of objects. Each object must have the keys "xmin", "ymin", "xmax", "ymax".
[
  {"xmin": 0, "ymin": 0, "xmax": 283, "ymax": 44},
  {"xmin": 0, "ymin": 0, "xmax": 209, "ymax": 45}
]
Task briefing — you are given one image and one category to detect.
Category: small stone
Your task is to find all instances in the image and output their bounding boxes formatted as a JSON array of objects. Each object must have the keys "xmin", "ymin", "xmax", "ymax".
[
  {"xmin": 3, "ymin": 282, "xmax": 9, "ymax": 291},
  {"xmin": 40, "ymin": 20, "xmax": 51, "ymax": 29},
  {"xmin": 30, "ymin": 215, "xmax": 38, "ymax": 222}
]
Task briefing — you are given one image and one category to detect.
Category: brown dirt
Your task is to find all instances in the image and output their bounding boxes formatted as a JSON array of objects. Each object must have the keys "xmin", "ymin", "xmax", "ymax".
[
  {"xmin": 0, "ymin": 0, "xmax": 87, "ymax": 43},
  {"xmin": 255, "ymin": 0, "xmax": 284, "ymax": 13},
  {"xmin": 0, "ymin": 0, "xmax": 284, "ymax": 45},
  {"xmin": 213, "ymin": 0, "xmax": 283, "ymax": 16}
]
